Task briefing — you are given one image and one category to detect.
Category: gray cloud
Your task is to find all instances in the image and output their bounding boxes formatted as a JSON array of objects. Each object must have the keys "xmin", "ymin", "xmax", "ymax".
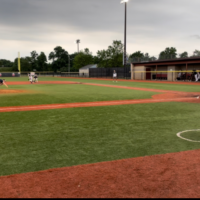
[
  {"xmin": 0, "ymin": 0, "xmax": 200, "ymax": 61},
  {"xmin": 191, "ymin": 35, "xmax": 200, "ymax": 39}
]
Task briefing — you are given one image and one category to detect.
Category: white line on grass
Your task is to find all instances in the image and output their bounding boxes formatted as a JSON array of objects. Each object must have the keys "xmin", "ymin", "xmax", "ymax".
[{"xmin": 177, "ymin": 129, "xmax": 200, "ymax": 142}]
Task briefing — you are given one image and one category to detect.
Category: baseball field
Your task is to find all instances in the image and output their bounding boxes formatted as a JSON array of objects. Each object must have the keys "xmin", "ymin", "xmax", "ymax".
[{"xmin": 0, "ymin": 77, "xmax": 200, "ymax": 198}]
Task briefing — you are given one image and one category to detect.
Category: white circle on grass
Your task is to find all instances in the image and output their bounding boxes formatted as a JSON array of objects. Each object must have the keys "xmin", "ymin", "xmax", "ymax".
[{"xmin": 177, "ymin": 129, "xmax": 200, "ymax": 142}]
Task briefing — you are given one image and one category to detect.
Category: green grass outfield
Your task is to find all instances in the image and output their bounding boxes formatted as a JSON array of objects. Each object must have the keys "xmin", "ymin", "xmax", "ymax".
[
  {"xmin": 1, "ymin": 103, "xmax": 200, "ymax": 176},
  {"xmin": 0, "ymin": 77, "xmax": 200, "ymax": 176}
]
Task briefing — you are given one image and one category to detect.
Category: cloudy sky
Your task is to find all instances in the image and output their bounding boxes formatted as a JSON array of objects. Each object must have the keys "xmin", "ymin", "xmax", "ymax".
[{"xmin": 0, "ymin": 0, "xmax": 200, "ymax": 62}]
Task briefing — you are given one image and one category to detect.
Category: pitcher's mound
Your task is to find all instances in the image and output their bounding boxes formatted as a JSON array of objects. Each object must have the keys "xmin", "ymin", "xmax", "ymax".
[{"xmin": 0, "ymin": 89, "xmax": 27, "ymax": 94}]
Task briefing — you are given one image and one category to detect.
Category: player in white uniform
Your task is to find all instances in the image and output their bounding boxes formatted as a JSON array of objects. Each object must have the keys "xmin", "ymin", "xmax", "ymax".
[
  {"xmin": 29, "ymin": 74, "xmax": 33, "ymax": 84},
  {"xmin": 197, "ymin": 71, "xmax": 200, "ymax": 81},
  {"xmin": 113, "ymin": 70, "xmax": 117, "ymax": 82}
]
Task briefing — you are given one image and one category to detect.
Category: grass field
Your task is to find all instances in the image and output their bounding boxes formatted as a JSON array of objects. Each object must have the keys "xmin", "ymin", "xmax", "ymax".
[
  {"xmin": 0, "ymin": 77, "xmax": 200, "ymax": 177},
  {"xmin": 0, "ymin": 83, "xmax": 157, "ymax": 107},
  {"xmin": 5, "ymin": 76, "xmax": 200, "ymax": 92}
]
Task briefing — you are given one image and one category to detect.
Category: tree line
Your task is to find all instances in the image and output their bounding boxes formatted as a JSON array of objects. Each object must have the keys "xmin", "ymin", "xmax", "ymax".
[
  {"xmin": 1, "ymin": 40, "xmax": 200, "ymax": 72},
  {"xmin": 129, "ymin": 48, "xmax": 200, "ymax": 62}
]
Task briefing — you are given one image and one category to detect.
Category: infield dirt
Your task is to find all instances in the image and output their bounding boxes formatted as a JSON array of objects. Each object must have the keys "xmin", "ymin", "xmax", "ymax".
[
  {"xmin": 0, "ymin": 89, "xmax": 28, "ymax": 94},
  {"xmin": 0, "ymin": 149, "xmax": 200, "ymax": 198}
]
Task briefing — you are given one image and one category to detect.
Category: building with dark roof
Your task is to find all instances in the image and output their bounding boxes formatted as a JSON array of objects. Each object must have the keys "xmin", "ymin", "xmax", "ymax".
[
  {"xmin": 131, "ymin": 57, "xmax": 200, "ymax": 81},
  {"xmin": 79, "ymin": 64, "xmax": 98, "ymax": 77}
]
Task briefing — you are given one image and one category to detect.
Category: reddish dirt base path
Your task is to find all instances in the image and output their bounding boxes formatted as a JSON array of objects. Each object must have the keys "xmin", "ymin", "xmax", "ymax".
[
  {"xmin": 0, "ymin": 95, "xmax": 199, "ymax": 113},
  {"xmin": 1, "ymin": 149, "xmax": 200, "ymax": 198},
  {"xmin": 84, "ymin": 82, "xmax": 199, "ymax": 94},
  {"xmin": 0, "ymin": 89, "xmax": 28, "ymax": 94}
]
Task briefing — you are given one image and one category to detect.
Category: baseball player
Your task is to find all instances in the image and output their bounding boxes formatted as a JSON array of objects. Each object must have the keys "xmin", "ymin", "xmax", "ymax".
[
  {"xmin": 33, "ymin": 74, "xmax": 38, "ymax": 83},
  {"xmin": 28, "ymin": 74, "xmax": 33, "ymax": 84},
  {"xmin": 0, "ymin": 79, "xmax": 8, "ymax": 88},
  {"xmin": 113, "ymin": 70, "xmax": 117, "ymax": 82}
]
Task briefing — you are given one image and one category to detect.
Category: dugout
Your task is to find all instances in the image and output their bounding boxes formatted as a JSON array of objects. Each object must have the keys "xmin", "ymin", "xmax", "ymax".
[{"xmin": 131, "ymin": 57, "xmax": 200, "ymax": 81}]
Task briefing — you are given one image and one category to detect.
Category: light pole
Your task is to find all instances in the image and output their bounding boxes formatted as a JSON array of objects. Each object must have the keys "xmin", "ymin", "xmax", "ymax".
[
  {"xmin": 121, "ymin": 0, "xmax": 129, "ymax": 67},
  {"xmin": 76, "ymin": 39, "xmax": 80, "ymax": 53}
]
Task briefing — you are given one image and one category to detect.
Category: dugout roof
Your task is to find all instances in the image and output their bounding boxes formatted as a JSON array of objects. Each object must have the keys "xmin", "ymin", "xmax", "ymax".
[
  {"xmin": 79, "ymin": 64, "xmax": 97, "ymax": 69},
  {"xmin": 132, "ymin": 57, "xmax": 200, "ymax": 67}
]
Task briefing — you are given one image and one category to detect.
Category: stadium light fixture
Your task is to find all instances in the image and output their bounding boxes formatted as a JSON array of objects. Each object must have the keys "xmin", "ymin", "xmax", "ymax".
[
  {"xmin": 120, "ymin": 0, "xmax": 129, "ymax": 67},
  {"xmin": 76, "ymin": 39, "xmax": 81, "ymax": 53},
  {"xmin": 120, "ymin": 0, "xmax": 129, "ymax": 3}
]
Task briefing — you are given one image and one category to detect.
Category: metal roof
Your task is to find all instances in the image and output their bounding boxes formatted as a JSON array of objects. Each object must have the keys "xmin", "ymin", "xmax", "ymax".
[
  {"xmin": 79, "ymin": 64, "xmax": 97, "ymax": 69},
  {"xmin": 132, "ymin": 57, "xmax": 200, "ymax": 66}
]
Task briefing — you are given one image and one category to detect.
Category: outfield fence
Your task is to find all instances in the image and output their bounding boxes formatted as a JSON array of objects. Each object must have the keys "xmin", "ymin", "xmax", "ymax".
[
  {"xmin": 2, "ymin": 69, "xmax": 200, "ymax": 82},
  {"xmin": 19, "ymin": 70, "xmax": 200, "ymax": 82},
  {"xmin": 0, "ymin": 72, "xmax": 20, "ymax": 77},
  {"xmin": 89, "ymin": 67, "xmax": 131, "ymax": 79},
  {"xmin": 19, "ymin": 67, "xmax": 131, "ymax": 79}
]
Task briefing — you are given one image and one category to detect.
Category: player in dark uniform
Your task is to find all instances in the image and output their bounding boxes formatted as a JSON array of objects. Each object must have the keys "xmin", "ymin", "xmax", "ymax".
[
  {"xmin": 33, "ymin": 74, "xmax": 38, "ymax": 83},
  {"xmin": 0, "ymin": 79, "xmax": 8, "ymax": 88}
]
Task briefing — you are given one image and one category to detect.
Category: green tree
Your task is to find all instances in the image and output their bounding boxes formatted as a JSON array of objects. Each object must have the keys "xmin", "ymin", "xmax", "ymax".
[
  {"xmin": 73, "ymin": 48, "xmax": 93, "ymax": 70},
  {"xmin": 97, "ymin": 40, "xmax": 124, "ymax": 68},
  {"xmin": 107, "ymin": 40, "xmax": 123, "ymax": 67},
  {"xmin": 69, "ymin": 52, "xmax": 79, "ymax": 71},
  {"xmin": 193, "ymin": 49, "xmax": 200, "ymax": 57},
  {"xmin": 46, "ymin": 63, "xmax": 53, "ymax": 71},
  {"xmin": 96, "ymin": 49, "xmax": 109, "ymax": 68},
  {"xmin": 37, "ymin": 52, "xmax": 47, "ymax": 71},
  {"xmin": 159, "ymin": 47, "xmax": 177, "ymax": 60},
  {"xmin": 129, "ymin": 51, "xmax": 145, "ymax": 62},
  {"xmin": 12, "ymin": 57, "xmax": 32, "ymax": 72},
  {"xmin": 0, "ymin": 59, "xmax": 14, "ymax": 67},
  {"xmin": 48, "ymin": 52, "xmax": 56, "ymax": 72},
  {"xmin": 48, "ymin": 46, "xmax": 69, "ymax": 72},
  {"xmin": 48, "ymin": 52, "xmax": 56, "ymax": 62},
  {"xmin": 179, "ymin": 52, "xmax": 188, "ymax": 58},
  {"xmin": 30, "ymin": 51, "xmax": 38, "ymax": 71},
  {"xmin": 60, "ymin": 67, "xmax": 68, "ymax": 72},
  {"xmin": 129, "ymin": 51, "xmax": 155, "ymax": 62},
  {"xmin": 149, "ymin": 56, "xmax": 157, "ymax": 61},
  {"xmin": 93, "ymin": 55, "xmax": 101, "ymax": 65}
]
